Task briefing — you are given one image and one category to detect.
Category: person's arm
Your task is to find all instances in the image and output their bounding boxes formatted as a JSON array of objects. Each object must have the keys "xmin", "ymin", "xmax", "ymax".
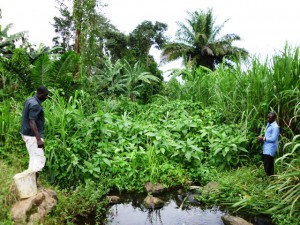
[
  {"xmin": 265, "ymin": 126, "xmax": 280, "ymax": 143},
  {"xmin": 257, "ymin": 136, "xmax": 264, "ymax": 142},
  {"xmin": 29, "ymin": 119, "xmax": 44, "ymax": 148}
]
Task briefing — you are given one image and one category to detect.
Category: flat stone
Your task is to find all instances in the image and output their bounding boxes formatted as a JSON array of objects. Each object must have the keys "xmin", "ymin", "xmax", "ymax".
[
  {"xmin": 202, "ymin": 181, "xmax": 220, "ymax": 194},
  {"xmin": 189, "ymin": 185, "xmax": 201, "ymax": 190},
  {"xmin": 107, "ymin": 196, "xmax": 120, "ymax": 204},
  {"xmin": 144, "ymin": 182, "xmax": 165, "ymax": 194},
  {"xmin": 222, "ymin": 215, "xmax": 253, "ymax": 225}
]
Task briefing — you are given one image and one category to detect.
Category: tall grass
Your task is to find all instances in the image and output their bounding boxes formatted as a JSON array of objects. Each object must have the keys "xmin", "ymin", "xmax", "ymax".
[
  {"xmin": 166, "ymin": 44, "xmax": 300, "ymax": 224},
  {"xmin": 0, "ymin": 99, "xmax": 25, "ymax": 162},
  {"xmin": 0, "ymin": 159, "xmax": 22, "ymax": 224},
  {"xmin": 166, "ymin": 45, "xmax": 300, "ymax": 138},
  {"xmin": 269, "ymin": 134, "xmax": 300, "ymax": 217}
]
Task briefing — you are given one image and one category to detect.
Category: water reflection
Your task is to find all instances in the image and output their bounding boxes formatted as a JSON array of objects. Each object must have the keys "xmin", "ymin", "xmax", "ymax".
[
  {"xmin": 77, "ymin": 189, "xmax": 274, "ymax": 225},
  {"xmin": 106, "ymin": 192, "xmax": 225, "ymax": 225}
]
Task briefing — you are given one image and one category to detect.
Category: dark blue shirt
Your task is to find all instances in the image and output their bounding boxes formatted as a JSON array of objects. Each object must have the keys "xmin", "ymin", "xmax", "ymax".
[{"xmin": 20, "ymin": 96, "xmax": 45, "ymax": 137}]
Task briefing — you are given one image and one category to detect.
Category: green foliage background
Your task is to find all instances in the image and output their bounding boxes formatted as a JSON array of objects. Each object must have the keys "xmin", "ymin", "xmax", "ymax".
[{"xmin": 0, "ymin": 3, "xmax": 299, "ymax": 224}]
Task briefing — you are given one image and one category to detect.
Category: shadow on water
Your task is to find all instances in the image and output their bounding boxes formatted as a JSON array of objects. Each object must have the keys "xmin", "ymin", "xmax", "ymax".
[{"xmin": 76, "ymin": 188, "xmax": 275, "ymax": 225}]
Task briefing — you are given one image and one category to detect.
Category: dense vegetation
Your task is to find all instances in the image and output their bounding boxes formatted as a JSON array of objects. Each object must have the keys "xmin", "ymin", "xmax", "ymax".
[{"xmin": 0, "ymin": 1, "xmax": 299, "ymax": 225}]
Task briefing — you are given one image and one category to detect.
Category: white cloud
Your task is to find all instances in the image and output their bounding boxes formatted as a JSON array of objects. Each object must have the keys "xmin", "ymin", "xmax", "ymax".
[{"xmin": 1, "ymin": 0, "xmax": 59, "ymax": 47}]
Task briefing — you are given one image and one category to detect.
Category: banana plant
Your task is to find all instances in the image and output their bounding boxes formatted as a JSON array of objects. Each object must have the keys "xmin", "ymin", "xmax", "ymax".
[
  {"xmin": 0, "ymin": 23, "xmax": 27, "ymax": 58},
  {"xmin": 92, "ymin": 58, "xmax": 127, "ymax": 98},
  {"xmin": 122, "ymin": 60, "xmax": 160, "ymax": 101}
]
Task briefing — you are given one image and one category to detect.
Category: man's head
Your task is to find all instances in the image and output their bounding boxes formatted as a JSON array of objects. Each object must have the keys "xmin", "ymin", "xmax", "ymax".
[
  {"xmin": 267, "ymin": 112, "xmax": 276, "ymax": 123},
  {"xmin": 36, "ymin": 86, "xmax": 49, "ymax": 102}
]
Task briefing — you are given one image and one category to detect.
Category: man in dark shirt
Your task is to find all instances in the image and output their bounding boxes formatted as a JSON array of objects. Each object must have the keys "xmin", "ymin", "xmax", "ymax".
[{"xmin": 21, "ymin": 86, "xmax": 49, "ymax": 173}]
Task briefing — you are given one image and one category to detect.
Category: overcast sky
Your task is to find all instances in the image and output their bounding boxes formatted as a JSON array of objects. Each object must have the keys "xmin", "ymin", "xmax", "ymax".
[{"xmin": 1, "ymin": 0, "xmax": 300, "ymax": 71}]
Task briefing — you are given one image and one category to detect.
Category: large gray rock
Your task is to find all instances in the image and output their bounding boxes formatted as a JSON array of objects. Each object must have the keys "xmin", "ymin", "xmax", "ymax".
[
  {"xmin": 143, "ymin": 195, "xmax": 164, "ymax": 209},
  {"xmin": 222, "ymin": 215, "xmax": 253, "ymax": 225},
  {"xmin": 202, "ymin": 181, "xmax": 220, "ymax": 194},
  {"xmin": 11, "ymin": 189, "xmax": 58, "ymax": 225},
  {"xmin": 144, "ymin": 182, "xmax": 165, "ymax": 194},
  {"xmin": 106, "ymin": 195, "xmax": 120, "ymax": 204}
]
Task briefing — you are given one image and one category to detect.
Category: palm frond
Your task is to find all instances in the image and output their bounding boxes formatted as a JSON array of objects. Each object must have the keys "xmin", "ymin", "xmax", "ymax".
[
  {"xmin": 161, "ymin": 8, "xmax": 248, "ymax": 70},
  {"xmin": 161, "ymin": 42, "xmax": 191, "ymax": 63},
  {"xmin": 30, "ymin": 54, "xmax": 52, "ymax": 88},
  {"xmin": 50, "ymin": 51, "xmax": 79, "ymax": 88}
]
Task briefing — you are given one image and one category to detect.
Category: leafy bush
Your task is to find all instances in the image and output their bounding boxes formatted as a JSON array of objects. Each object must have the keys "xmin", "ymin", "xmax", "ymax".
[{"xmin": 39, "ymin": 93, "xmax": 251, "ymax": 190}]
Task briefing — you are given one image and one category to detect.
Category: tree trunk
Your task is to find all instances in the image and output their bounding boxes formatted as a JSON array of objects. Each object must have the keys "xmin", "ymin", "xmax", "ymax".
[
  {"xmin": 74, "ymin": 29, "xmax": 80, "ymax": 54},
  {"xmin": 73, "ymin": 0, "xmax": 82, "ymax": 78}
]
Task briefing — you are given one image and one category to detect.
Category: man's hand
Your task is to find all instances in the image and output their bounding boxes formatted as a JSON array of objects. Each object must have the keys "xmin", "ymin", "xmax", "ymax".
[
  {"xmin": 29, "ymin": 119, "xmax": 44, "ymax": 148},
  {"xmin": 257, "ymin": 136, "xmax": 264, "ymax": 142},
  {"xmin": 37, "ymin": 139, "xmax": 44, "ymax": 148}
]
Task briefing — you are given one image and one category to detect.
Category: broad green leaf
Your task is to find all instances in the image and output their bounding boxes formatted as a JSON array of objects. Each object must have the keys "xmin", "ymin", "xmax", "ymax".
[
  {"xmin": 185, "ymin": 151, "xmax": 192, "ymax": 160},
  {"xmin": 213, "ymin": 148, "xmax": 222, "ymax": 156},
  {"xmin": 93, "ymin": 167, "xmax": 100, "ymax": 173},
  {"xmin": 145, "ymin": 132, "xmax": 156, "ymax": 137},
  {"xmin": 103, "ymin": 158, "xmax": 111, "ymax": 166}
]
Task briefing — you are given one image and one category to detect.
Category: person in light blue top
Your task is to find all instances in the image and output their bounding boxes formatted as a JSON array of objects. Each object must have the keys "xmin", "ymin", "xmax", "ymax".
[{"xmin": 257, "ymin": 112, "xmax": 280, "ymax": 176}]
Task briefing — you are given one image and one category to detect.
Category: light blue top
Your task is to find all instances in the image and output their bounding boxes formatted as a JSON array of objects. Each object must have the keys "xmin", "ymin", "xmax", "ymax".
[{"xmin": 263, "ymin": 121, "xmax": 280, "ymax": 157}]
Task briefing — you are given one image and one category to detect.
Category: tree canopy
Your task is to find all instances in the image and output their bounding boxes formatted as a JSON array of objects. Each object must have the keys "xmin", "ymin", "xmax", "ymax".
[{"xmin": 161, "ymin": 9, "xmax": 248, "ymax": 70}]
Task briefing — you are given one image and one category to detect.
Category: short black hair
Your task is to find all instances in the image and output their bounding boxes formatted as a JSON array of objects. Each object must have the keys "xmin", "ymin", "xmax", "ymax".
[
  {"xmin": 269, "ymin": 112, "xmax": 276, "ymax": 118},
  {"xmin": 37, "ymin": 86, "xmax": 48, "ymax": 94}
]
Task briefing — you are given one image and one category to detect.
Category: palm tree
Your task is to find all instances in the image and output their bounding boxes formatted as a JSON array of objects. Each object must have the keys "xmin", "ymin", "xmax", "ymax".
[
  {"xmin": 161, "ymin": 9, "xmax": 248, "ymax": 70},
  {"xmin": 123, "ymin": 60, "xmax": 160, "ymax": 101}
]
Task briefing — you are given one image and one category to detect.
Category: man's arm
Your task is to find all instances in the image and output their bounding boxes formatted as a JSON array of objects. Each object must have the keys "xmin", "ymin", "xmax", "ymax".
[
  {"xmin": 257, "ymin": 136, "xmax": 264, "ymax": 142},
  {"xmin": 29, "ymin": 119, "xmax": 44, "ymax": 148},
  {"xmin": 265, "ymin": 126, "xmax": 280, "ymax": 143}
]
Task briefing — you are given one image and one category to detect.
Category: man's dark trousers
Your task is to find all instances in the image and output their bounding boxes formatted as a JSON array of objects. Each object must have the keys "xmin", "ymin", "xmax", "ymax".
[{"xmin": 263, "ymin": 154, "xmax": 274, "ymax": 176}]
